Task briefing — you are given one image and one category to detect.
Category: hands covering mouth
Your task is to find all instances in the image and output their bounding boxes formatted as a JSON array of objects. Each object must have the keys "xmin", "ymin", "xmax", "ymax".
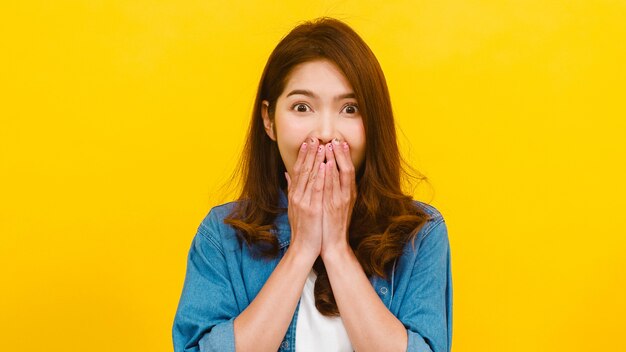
[{"xmin": 284, "ymin": 137, "xmax": 357, "ymax": 260}]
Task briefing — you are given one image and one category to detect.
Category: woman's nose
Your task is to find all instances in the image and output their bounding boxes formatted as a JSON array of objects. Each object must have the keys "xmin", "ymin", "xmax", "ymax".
[{"xmin": 314, "ymin": 111, "xmax": 339, "ymax": 145}]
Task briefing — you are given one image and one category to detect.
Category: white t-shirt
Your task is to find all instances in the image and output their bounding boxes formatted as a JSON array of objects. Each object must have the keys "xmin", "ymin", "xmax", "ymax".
[{"xmin": 295, "ymin": 269, "xmax": 354, "ymax": 352}]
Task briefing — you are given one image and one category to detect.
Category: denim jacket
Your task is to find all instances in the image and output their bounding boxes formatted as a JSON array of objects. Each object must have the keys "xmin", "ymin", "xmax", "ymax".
[{"xmin": 172, "ymin": 188, "xmax": 453, "ymax": 352}]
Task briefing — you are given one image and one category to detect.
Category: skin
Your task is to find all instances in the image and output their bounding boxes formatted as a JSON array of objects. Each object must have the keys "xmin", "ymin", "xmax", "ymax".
[
  {"xmin": 261, "ymin": 59, "xmax": 366, "ymax": 180},
  {"xmin": 261, "ymin": 58, "xmax": 364, "ymax": 257},
  {"xmin": 238, "ymin": 59, "xmax": 407, "ymax": 351}
]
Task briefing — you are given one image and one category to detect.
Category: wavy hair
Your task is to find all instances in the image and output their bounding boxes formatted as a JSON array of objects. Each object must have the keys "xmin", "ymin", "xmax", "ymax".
[{"xmin": 223, "ymin": 17, "xmax": 432, "ymax": 317}]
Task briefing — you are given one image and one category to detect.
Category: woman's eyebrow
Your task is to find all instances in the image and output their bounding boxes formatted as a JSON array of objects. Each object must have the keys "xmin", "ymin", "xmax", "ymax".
[{"xmin": 285, "ymin": 89, "xmax": 356, "ymax": 100}]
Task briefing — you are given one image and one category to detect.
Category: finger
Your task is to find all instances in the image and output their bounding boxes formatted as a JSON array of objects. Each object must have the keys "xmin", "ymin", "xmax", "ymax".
[
  {"xmin": 331, "ymin": 138, "xmax": 349, "ymax": 173},
  {"xmin": 294, "ymin": 137, "xmax": 319, "ymax": 199},
  {"xmin": 290, "ymin": 140, "xmax": 308, "ymax": 186},
  {"xmin": 330, "ymin": 160, "xmax": 341, "ymax": 200},
  {"xmin": 285, "ymin": 172, "xmax": 291, "ymax": 191},
  {"xmin": 310, "ymin": 161, "xmax": 325, "ymax": 207},
  {"xmin": 324, "ymin": 162, "xmax": 337, "ymax": 207},
  {"xmin": 324, "ymin": 143, "xmax": 338, "ymax": 198},
  {"xmin": 302, "ymin": 144, "xmax": 326, "ymax": 205},
  {"xmin": 333, "ymin": 141, "xmax": 355, "ymax": 192}
]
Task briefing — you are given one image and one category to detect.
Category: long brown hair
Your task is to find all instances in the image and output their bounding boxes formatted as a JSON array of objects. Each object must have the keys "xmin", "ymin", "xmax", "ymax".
[{"xmin": 223, "ymin": 17, "xmax": 431, "ymax": 316}]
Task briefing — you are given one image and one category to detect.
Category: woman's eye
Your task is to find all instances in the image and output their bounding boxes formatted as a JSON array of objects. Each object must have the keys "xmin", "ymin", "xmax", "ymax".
[
  {"xmin": 343, "ymin": 104, "xmax": 359, "ymax": 114},
  {"xmin": 292, "ymin": 103, "xmax": 311, "ymax": 112}
]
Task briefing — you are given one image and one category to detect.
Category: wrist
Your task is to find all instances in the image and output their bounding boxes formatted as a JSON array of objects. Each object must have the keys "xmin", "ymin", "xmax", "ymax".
[
  {"xmin": 285, "ymin": 242, "xmax": 319, "ymax": 266},
  {"xmin": 321, "ymin": 243, "xmax": 353, "ymax": 264}
]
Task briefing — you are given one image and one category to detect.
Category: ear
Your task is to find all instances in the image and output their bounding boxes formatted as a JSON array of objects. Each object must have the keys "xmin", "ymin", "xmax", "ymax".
[{"xmin": 261, "ymin": 100, "xmax": 276, "ymax": 141}]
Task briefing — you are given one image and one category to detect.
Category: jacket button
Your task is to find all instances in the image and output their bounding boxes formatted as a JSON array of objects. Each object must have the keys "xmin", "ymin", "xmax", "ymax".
[
  {"xmin": 282, "ymin": 340, "xmax": 290, "ymax": 349},
  {"xmin": 380, "ymin": 287, "xmax": 388, "ymax": 295}
]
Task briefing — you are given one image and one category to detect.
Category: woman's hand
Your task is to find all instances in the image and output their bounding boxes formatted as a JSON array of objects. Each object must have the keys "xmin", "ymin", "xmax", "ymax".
[
  {"xmin": 284, "ymin": 137, "xmax": 326, "ymax": 261},
  {"xmin": 320, "ymin": 139, "xmax": 357, "ymax": 260}
]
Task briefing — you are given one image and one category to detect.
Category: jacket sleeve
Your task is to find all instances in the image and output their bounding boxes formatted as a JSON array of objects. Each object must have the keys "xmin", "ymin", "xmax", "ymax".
[
  {"xmin": 172, "ymin": 210, "xmax": 239, "ymax": 352},
  {"xmin": 400, "ymin": 219, "xmax": 453, "ymax": 352}
]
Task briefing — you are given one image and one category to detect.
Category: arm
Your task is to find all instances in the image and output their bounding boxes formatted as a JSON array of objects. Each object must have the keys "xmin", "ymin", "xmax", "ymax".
[
  {"xmin": 398, "ymin": 220, "xmax": 453, "ymax": 352},
  {"xmin": 235, "ymin": 136, "xmax": 327, "ymax": 350},
  {"xmin": 233, "ymin": 243, "xmax": 316, "ymax": 351},
  {"xmin": 172, "ymin": 212, "xmax": 317, "ymax": 352},
  {"xmin": 322, "ymin": 246, "xmax": 408, "ymax": 352},
  {"xmin": 319, "ymin": 141, "xmax": 452, "ymax": 351},
  {"xmin": 172, "ymin": 218, "xmax": 240, "ymax": 352},
  {"xmin": 322, "ymin": 219, "xmax": 452, "ymax": 352},
  {"xmin": 319, "ymin": 141, "xmax": 407, "ymax": 351}
]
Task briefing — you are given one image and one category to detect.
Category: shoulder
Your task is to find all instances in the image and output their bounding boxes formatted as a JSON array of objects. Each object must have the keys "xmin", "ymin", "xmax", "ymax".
[
  {"xmin": 412, "ymin": 200, "xmax": 444, "ymax": 222},
  {"xmin": 410, "ymin": 200, "xmax": 448, "ymax": 245},
  {"xmin": 195, "ymin": 200, "xmax": 242, "ymax": 248},
  {"xmin": 412, "ymin": 200, "xmax": 445, "ymax": 228}
]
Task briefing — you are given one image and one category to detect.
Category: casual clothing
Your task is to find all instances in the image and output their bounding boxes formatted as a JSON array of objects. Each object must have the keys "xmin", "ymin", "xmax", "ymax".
[
  {"xmin": 295, "ymin": 269, "xmax": 354, "ymax": 352},
  {"xmin": 172, "ymin": 188, "xmax": 453, "ymax": 352}
]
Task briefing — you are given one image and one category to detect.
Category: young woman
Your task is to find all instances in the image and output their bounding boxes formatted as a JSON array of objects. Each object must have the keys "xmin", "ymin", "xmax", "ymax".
[{"xmin": 173, "ymin": 17, "xmax": 452, "ymax": 352}]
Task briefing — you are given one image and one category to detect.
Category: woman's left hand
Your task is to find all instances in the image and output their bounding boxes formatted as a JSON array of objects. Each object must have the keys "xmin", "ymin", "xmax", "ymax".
[{"xmin": 320, "ymin": 139, "xmax": 357, "ymax": 260}]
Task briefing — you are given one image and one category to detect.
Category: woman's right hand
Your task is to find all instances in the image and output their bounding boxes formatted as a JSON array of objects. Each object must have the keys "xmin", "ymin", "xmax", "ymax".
[{"xmin": 284, "ymin": 137, "xmax": 326, "ymax": 260}]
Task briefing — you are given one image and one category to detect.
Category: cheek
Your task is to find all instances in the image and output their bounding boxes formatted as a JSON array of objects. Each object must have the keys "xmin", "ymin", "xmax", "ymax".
[
  {"xmin": 347, "ymin": 124, "xmax": 366, "ymax": 168},
  {"xmin": 274, "ymin": 119, "xmax": 310, "ymax": 174},
  {"xmin": 350, "ymin": 144, "xmax": 366, "ymax": 170}
]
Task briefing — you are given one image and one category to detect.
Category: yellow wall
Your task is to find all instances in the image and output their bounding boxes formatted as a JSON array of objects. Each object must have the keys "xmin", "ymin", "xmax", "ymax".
[{"xmin": 1, "ymin": 1, "xmax": 625, "ymax": 351}]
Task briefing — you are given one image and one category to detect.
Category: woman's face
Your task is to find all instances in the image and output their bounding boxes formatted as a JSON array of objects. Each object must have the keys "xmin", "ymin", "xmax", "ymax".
[{"xmin": 262, "ymin": 59, "xmax": 366, "ymax": 180}]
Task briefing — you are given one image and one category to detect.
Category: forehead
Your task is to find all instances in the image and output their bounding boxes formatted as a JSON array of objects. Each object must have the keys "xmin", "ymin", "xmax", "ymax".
[{"xmin": 282, "ymin": 59, "xmax": 353, "ymax": 95}]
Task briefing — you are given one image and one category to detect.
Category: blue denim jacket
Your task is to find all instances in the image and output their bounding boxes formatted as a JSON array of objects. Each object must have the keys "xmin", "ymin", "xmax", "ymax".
[{"xmin": 173, "ymin": 188, "xmax": 453, "ymax": 352}]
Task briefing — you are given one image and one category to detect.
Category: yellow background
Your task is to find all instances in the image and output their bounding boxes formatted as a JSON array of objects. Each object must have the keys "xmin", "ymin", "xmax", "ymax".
[{"xmin": 1, "ymin": 1, "xmax": 625, "ymax": 351}]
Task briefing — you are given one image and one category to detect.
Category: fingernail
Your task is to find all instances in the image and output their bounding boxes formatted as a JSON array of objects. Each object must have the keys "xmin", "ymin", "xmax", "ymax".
[
  {"xmin": 309, "ymin": 137, "xmax": 316, "ymax": 144},
  {"xmin": 332, "ymin": 138, "xmax": 340, "ymax": 145},
  {"xmin": 301, "ymin": 142, "xmax": 307, "ymax": 150},
  {"xmin": 318, "ymin": 145, "xmax": 323, "ymax": 153},
  {"xmin": 342, "ymin": 142, "xmax": 349, "ymax": 150},
  {"xmin": 327, "ymin": 143, "xmax": 333, "ymax": 151}
]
